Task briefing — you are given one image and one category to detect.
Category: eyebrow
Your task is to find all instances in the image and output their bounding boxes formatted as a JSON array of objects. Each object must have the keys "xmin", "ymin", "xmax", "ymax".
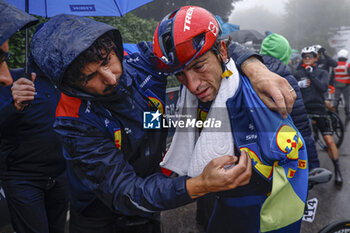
[
  {"xmin": 187, "ymin": 57, "xmax": 207, "ymax": 70},
  {"xmin": 81, "ymin": 71, "xmax": 97, "ymax": 82},
  {"xmin": 101, "ymin": 51, "xmax": 112, "ymax": 66}
]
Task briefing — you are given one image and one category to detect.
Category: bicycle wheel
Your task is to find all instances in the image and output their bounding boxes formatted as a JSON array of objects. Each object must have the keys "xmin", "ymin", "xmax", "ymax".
[
  {"xmin": 329, "ymin": 111, "xmax": 344, "ymax": 149},
  {"xmin": 318, "ymin": 220, "xmax": 350, "ymax": 233},
  {"xmin": 312, "ymin": 122, "xmax": 327, "ymax": 151},
  {"xmin": 313, "ymin": 112, "xmax": 344, "ymax": 151}
]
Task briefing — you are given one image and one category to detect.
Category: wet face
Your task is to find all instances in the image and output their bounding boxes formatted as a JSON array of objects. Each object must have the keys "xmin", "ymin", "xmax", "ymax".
[
  {"xmin": 0, "ymin": 40, "xmax": 13, "ymax": 87},
  {"xmin": 175, "ymin": 41, "xmax": 228, "ymax": 102},
  {"xmin": 302, "ymin": 53, "xmax": 317, "ymax": 66},
  {"xmin": 79, "ymin": 51, "xmax": 123, "ymax": 96}
]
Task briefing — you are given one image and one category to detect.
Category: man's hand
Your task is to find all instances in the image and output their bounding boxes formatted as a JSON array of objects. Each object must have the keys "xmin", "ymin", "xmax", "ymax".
[
  {"xmin": 241, "ymin": 57, "xmax": 296, "ymax": 118},
  {"xmin": 11, "ymin": 73, "xmax": 36, "ymax": 111},
  {"xmin": 186, "ymin": 151, "xmax": 252, "ymax": 199},
  {"xmin": 318, "ymin": 47, "xmax": 325, "ymax": 54}
]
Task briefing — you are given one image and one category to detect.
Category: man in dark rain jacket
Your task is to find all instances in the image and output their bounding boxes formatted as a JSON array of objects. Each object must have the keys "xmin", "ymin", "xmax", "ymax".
[
  {"xmin": 0, "ymin": 1, "xmax": 69, "ymax": 233},
  {"xmin": 31, "ymin": 14, "xmax": 295, "ymax": 233}
]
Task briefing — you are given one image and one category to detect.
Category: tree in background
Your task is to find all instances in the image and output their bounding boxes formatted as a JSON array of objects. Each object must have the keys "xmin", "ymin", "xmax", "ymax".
[
  {"xmin": 133, "ymin": 0, "xmax": 241, "ymax": 22},
  {"xmin": 8, "ymin": 14, "xmax": 158, "ymax": 69},
  {"xmin": 283, "ymin": 0, "xmax": 350, "ymax": 53}
]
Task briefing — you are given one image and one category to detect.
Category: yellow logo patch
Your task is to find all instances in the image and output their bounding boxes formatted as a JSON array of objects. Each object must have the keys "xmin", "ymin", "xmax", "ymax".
[
  {"xmin": 298, "ymin": 159, "xmax": 307, "ymax": 169},
  {"xmin": 114, "ymin": 129, "xmax": 121, "ymax": 150},
  {"xmin": 276, "ymin": 125, "xmax": 303, "ymax": 160},
  {"xmin": 148, "ymin": 96, "xmax": 164, "ymax": 114},
  {"xmin": 241, "ymin": 147, "xmax": 273, "ymax": 179},
  {"xmin": 287, "ymin": 168, "xmax": 296, "ymax": 178}
]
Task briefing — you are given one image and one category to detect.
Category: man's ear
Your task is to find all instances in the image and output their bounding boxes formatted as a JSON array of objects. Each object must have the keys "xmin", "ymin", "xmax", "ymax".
[{"xmin": 219, "ymin": 40, "xmax": 228, "ymax": 62}]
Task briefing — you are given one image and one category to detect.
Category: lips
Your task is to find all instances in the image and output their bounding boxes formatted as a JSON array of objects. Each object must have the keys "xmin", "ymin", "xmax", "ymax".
[{"xmin": 195, "ymin": 87, "xmax": 210, "ymax": 99}]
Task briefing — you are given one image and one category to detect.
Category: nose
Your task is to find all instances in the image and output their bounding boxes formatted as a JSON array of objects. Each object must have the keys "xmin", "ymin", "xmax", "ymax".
[
  {"xmin": 100, "ymin": 69, "xmax": 117, "ymax": 86},
  {"xmin": 183, "ymin": 71, "xmax": 200, "ymax": 93},
  {"xmin": 0, "ymin": 62, "xmax": 13, "ymax": 87}
]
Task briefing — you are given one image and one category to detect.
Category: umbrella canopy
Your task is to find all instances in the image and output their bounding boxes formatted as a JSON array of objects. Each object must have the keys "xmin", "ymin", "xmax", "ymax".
[
  {"xmin": 5, "ymin": 0, "xmax": 154, "ymax": 17},
  {"xmin": 228, "ymin": 29, "xmax": 265, "ymax": 44},
  {"xmin": 5, "ymin": 0, "xmax": 154, "ymax": 76}
]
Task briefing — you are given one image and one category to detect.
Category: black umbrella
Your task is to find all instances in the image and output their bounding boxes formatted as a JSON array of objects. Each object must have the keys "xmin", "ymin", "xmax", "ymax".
[{"xmin": 227, "ymin": 29, "xmax": 265, "ymax": 44}]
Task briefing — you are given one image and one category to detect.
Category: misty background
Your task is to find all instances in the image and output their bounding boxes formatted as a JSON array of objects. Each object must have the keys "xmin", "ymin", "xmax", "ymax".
[
  {"xmin": 132, "ymin": 0, "xmax": 350, "ymax": 55},
  {"xmin": 8, "ymin": 0, "xmax": 350, "ymax": 68},
  {"xmin": 229, "ymin": 0, "xmax": 350, "ymax": 54}
]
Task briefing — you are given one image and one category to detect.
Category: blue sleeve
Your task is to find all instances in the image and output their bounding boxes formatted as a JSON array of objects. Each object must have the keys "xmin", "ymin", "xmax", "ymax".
[
  {"xmin": 227, "ymin": 42, "xmax": 263, "ymax": 74},
  {"xmin": 54, "ymin": 118, "xmax": 193, "ymax": 217},
  {"xmin": 285, "ymin": 75, "xmax": 320, "ymax": 169}
]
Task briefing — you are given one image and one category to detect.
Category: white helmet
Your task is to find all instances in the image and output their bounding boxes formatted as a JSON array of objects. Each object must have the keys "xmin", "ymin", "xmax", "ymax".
[
  {"xmin": 301, "ymin": 46, "xmax": 317, "ymax": 56},
  {"xmin": 313, "ymin": 44, "xmax": 322, "ymax": 53},
  {"xmin": 337, "ymin": 49, "xmax": 349, "ymax": 59}
]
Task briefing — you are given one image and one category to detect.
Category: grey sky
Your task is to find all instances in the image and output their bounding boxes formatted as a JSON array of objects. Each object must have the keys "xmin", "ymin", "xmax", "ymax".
[
  {"xmin": 231, "ymin": 0, "xmax": 287, "ymax": 16},
  {"xmin": 229, "ymin": 0, "xmax": 288, "ymax": 34}
]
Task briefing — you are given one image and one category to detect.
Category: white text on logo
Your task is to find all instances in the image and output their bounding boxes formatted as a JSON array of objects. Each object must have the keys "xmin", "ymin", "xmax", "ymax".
[
  {"xmin": 184, "ymin": 7, "xmax": 194, "ymax": 32},
  {"xmin": 208, "ymin": 21, "xmax": 218, "ymax": 36}
]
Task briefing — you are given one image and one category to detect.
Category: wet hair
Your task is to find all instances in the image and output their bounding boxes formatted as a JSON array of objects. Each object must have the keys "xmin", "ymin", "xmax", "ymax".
[
  {"xmin": 211, "ymin": 37, "xmax": 232, "ymax": 72},
  {"xmin": 63, "ymin": 33, "xmax": 119, "ymax": 89}
]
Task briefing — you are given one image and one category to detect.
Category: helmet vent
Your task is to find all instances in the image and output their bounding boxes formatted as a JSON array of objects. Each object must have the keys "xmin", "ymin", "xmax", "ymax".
[{"xmin": 193, "ymin": 33, "xmax": 205, "ymax": 50}]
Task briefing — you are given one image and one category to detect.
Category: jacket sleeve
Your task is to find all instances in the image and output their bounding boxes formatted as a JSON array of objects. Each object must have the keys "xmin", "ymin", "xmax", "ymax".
[
  {"xmin": 285, "ymin": 75, "xmax": 320, "ymax": 169},
  {"xmin": 323, "ymin": 53, "xmax": 338, "ymax": 68},
  {"xmin": 54, "ymin": 118, "xmax": 193, "ymax": 217},
  {"xmin": 307, "ymin": 70, "xmax": 329, "ymax": 93},
  {"xmin": 0, "ymin": 87, "xmax": 25, "ymax": 128},
  {"xmin": 227, "ymin": 42, "xmax": 263, "ymax": 74}
]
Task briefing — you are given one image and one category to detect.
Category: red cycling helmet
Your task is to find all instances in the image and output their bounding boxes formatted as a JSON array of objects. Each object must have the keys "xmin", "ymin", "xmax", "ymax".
[{"xmin": 153, "ymin": 6, "xmax": 221, "ymax": 72}]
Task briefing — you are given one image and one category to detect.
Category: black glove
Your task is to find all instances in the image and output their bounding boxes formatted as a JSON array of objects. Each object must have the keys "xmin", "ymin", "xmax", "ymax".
[{"xmin": 318, "ymin": 47, "xmax": 326, "ymax": 54}]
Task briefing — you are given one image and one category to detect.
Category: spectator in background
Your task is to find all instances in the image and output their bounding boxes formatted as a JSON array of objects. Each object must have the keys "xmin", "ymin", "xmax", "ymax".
[
  {"xmin": 333, "ymin": 49, "xmax": 350, "ymax": 121},
  {"xmin": 0, "ymin": 1, "xmax": 69, "ymax": 232},
  {"xmin": 260, "ymin": 33, "xmax": 321, "ymax": 174},
  {"xmin": 289, "ymin": 49, "xmax": 301, "ymax": 76},
  {"xmin": 313, "ymin": 44, "xmax": 338, "ymax": 74}
]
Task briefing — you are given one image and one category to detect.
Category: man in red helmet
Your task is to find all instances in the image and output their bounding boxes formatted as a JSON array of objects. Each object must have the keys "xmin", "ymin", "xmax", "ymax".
[
  {"xmin": 153, "ymin": 7, "xmax": 296, "ymax": 118},
  {"xmin": 154, "ymin": 6, "xmax": 307, "ymax": 233}
]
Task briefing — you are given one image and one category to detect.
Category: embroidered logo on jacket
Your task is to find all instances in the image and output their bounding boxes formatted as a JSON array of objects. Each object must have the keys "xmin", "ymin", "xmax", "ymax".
[
  {"xmin": 114, "ymin": 129, "xmax": 122, "ymax": 150},
  {"xmin": 276, "ymin": 125, "xmax": 304, "ymax": 160}
]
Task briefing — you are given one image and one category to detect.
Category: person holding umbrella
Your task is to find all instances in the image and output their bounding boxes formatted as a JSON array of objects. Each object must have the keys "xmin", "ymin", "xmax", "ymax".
[{"xmin": 0, "ymin": 1, "xmax": 70, "ymax": 233}]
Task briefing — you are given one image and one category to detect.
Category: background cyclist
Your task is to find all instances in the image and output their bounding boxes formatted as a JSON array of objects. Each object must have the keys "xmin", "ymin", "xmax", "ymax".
[
  {"xmin": 333, "ymin": 49, "xmax": 350, "ymax": 122},
  {"xmin": 295, "ymin": 46, "xmax": 343, "ymax": 186},
  {"xmin": 313, "ymin": 44, "xmax": 338, "ymax": 74}
]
